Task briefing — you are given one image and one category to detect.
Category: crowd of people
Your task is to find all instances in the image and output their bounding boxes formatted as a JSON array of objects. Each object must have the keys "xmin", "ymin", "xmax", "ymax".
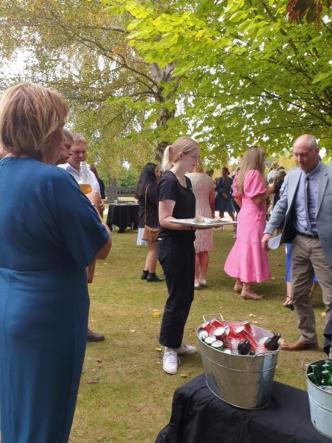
[
  {"xmin": 137, "ymin": 136, "xmax": 332, "ymax": 374},
  {"xmin": 1, "ymin": 82, "xmax": 332, "ymax": 442}
]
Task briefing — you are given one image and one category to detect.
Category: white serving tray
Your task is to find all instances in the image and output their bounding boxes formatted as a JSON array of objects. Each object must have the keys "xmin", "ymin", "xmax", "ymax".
[{"xmin": 171, "ymin": 218, "xmax": 237, "ymax": 228}]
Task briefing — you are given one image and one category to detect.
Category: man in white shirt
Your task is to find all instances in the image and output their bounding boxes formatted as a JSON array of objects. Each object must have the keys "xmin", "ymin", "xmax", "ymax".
[
  {"xmin": 59, "ymin": 133, "xmax": 105, "ymax": 342},
  {"xmin": 58, "ymin": 133, "xmax": 101, "ymax": 194}
]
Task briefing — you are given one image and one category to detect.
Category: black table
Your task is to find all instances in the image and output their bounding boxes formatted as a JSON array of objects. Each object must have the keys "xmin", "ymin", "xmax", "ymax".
[
  {"xmin": 156, "ymin": 374, "xmax": 331, "ymax": 443},
  {"xmin": 106, "ymin": 203, "xmax": 139, "ymax": 233}
]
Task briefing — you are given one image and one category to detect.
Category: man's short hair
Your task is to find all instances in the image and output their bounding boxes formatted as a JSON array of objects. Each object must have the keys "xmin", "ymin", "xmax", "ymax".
[
  {"xmin": 294, "ymin": 134, "xmax": 317, "ymax": 150},
  {"xmin": 72, "ymin": 133, "xmax": 87, "ymax": 146},
  {"xmin": 307, "ymin": 135, "xmax": 318, "ymax": 150}
]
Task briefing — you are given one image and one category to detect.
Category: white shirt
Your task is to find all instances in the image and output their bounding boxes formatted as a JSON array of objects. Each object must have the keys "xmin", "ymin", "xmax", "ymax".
[{"xmin": 58, "ymin": 163, "xmax": 101, "ymax": 194}]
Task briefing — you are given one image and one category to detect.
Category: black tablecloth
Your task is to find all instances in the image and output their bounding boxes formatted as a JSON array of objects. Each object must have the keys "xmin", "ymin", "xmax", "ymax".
[
  {"xmin": 324, "ymin": 310, "xmax": 332, "ymax": 356},
  {"xmin": 156, "ymin": 374, "xmax": 331, "ymax": 443},
  {"xmin": 106, "ymin": 204, "xmax": 139, "ymax": 233}
]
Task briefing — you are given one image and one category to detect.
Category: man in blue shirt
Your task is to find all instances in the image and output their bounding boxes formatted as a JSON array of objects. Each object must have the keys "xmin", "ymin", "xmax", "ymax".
[{"xmin": 262, "ymin": 134, "xmax": 332, "ymax": 351}]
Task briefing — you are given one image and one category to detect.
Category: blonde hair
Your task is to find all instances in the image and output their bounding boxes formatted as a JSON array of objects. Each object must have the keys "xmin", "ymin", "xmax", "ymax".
[
  {"xmin": 72, "ymin": 133, "xmax": 87, "ymax": 146},
  {"xmin": 237, "ymin": 147, "xmax": 265, "ymax": 194},
  {"xmin": 161, "ymin": 136, "xmax": 199, "ymax": 171},
  {"xmin": 0, "ymin": 82, "xmax": 68, "ymax": 158}
]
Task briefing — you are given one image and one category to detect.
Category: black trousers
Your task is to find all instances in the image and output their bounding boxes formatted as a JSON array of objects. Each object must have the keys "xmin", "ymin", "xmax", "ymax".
[{"xmin": 158, "ymin": 237, "xmax": 195, "ymax": 348}]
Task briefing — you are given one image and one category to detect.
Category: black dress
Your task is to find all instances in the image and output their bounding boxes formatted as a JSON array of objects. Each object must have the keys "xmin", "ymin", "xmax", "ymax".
[
  {"xmin": 157, "ymin": 171, "xmax": 196, "ymax": 348},
  {"xmin": 137, "ymin": 183, "xmax": 159, "ymax": 228}
]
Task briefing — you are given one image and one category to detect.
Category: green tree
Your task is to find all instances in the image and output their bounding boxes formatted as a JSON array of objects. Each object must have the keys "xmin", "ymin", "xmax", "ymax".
[
  {"xmin": 113, "ymin": 0, "xmax": 332, "ymax": 158},
  {"xmin": 1, "ymin": 0, "xmax": 332, "ymax": 169},
  {"xmin": 0, "ymin": 0, "xmax": 181, "ymax": 175}
]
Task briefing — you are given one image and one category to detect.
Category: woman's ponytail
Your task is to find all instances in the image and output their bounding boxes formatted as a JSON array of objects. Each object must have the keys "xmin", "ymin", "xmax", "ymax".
[{"xmin": 161, "ymin": 145, "xmax": 173, "ymax": 171}]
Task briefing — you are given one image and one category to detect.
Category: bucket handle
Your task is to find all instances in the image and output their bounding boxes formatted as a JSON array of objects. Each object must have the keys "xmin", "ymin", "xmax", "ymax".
[{"xmin": 203, "ymin": 313, "xmax": 224, "ymax": 322}]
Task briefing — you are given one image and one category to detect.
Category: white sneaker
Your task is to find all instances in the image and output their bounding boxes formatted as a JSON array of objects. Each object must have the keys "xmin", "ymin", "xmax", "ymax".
[
  {"xmin": 176, "ymin": 343, "xmax": 197, "ymax": 355},
  {"xmin": 162, "ymin": 348, "xmax": 179, "ymax": 375}
]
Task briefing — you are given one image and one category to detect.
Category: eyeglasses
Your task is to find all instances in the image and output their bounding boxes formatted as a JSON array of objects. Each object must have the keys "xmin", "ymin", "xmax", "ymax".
[{"xmin": 71, "ymin": 150, "xmax": 86, "ymax": 155}]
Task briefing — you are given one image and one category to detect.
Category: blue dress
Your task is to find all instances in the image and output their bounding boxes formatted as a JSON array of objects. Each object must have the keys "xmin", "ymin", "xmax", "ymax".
[
  {"xmin": 0, "ymin": 157, "xmax": 109, "ymax": 443},
  {"xmin": 215, "ymin": 176, "xmax": 235, "ymax": 213}
]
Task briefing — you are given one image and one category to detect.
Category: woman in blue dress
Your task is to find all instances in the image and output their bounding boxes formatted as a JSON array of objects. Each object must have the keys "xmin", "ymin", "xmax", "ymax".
[
  {"xmin": 215, "ymin": 166, "xmax": 236, "ymax": 220},
  {"xmin": 0, "ymin": 83, "xmax": 111, "ymax": 443}
]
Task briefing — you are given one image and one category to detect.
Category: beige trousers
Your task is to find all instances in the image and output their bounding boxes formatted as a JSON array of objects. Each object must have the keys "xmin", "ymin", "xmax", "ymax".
[{"xmin": 292, "ymin": 234, "xmax": 332, "ymax": 343}]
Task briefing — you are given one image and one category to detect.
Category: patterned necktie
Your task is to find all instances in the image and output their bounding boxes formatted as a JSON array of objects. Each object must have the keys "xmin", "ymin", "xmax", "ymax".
[{"xmin": 304, "ymin": 176, "xmax": 312, "ymax": 231}]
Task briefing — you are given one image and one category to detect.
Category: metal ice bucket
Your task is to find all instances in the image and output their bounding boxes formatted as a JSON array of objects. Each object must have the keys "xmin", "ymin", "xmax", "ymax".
[
  {"xmin": 306, "ymin": 360, "xmax": 332, "ymax": 439},
  {"xmin": 197, "ymin": 320, "xmax": 279, "ymax": 409}
]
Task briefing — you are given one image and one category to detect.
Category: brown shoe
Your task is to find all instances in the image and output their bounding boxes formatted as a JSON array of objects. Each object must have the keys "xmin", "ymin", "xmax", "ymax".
[
  {"xmin": 281, "ymin": 339, "xmax": 318, "ymax": 351},
  {"xmin": 87, "ymin": 328, "xmax": 105, "ymax": 342}
]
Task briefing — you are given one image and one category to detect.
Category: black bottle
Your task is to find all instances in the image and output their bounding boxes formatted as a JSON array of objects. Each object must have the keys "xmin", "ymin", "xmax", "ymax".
[
  {"xmin": 238, "ymin": 339, "xmax": 251, "ymax": 355},
  {"xmin": 264, "ymin": 333, "xmax": 281, "ymax": 351}
]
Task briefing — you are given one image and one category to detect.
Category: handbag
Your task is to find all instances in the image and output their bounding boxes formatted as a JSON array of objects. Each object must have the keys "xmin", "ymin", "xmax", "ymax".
[
  {"xmin": 141, "ymin": 184, "xmax": 160, "ymax": 242},
  {"xmin": 142, "ymin": 225, "xmax": 160, "ymax": 242}
]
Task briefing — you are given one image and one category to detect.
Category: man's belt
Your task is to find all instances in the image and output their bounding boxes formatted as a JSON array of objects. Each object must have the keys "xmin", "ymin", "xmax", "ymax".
[{"xmin": 298, "ymin": 232, "xmax": 319, "ymax": 239}]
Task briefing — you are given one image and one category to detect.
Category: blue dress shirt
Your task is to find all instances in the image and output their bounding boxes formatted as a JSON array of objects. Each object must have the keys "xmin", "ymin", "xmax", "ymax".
[{"xmin": 293, "ymin": 162, "xmax": 323, "ymax": 236}]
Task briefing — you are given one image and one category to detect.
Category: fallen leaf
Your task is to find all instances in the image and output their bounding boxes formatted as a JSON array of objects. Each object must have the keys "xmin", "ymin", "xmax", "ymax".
[
  {"xmin": 320, "ymin": 311, "xmax": 327, "ymax": 318},
  {"xmin": 249, "ymin": 313, "xmax": 256, "ymax": 317},
  {"xmin": 252, "ymin": 320, "xmax": 259, "ymax": 324},
  {"xmin": 87, "ymin": 379, "xmax": 99, "ymax": 384},
  {"xmin": 130, "ymin": 329, "xmax": 136, "ymax": 333},
  {"xmin": 181, "ymin": 374, "xmax": 188, "ymax": 378},
  {"xmin": 155, "ymin": 347, "xmax": 162, "ymax": 352}
]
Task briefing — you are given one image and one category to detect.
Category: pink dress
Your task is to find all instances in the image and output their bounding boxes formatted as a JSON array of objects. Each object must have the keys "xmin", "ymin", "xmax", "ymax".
[
  {"xmin": 187, "ymin": 172, "xmax": 214, "ymax": 253},
  {"xmin": 224, "ymin": 170, "xmax": 271, "ymax": 283}
]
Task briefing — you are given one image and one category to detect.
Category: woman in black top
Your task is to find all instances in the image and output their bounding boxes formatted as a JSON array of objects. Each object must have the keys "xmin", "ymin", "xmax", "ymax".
[
  {"xmin": 158, "ymin": 136, "xmax": 201, "ymax": 375},
  {"xmin": 135, "ymin": 162, "xmax": 162, "ymax": 282}
]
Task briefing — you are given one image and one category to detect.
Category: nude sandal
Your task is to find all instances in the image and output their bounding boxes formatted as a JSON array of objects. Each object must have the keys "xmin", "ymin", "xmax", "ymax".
[
  {"xmin": 241, "ymin": 291, "xmax": 263, "ymax": 300},
  {"xmin": 233, "ymin": 282, "xmax": 243, "ymax": 293},
  {"xmin": 282, "ymin": 295, "xmax": 294, "ymax": 310}
]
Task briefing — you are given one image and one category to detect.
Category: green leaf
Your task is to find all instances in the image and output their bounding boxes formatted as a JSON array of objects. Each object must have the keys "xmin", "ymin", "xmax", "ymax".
[{"xmin": 312, "ymin": 71, "xmax": 332, "ymax": 84}]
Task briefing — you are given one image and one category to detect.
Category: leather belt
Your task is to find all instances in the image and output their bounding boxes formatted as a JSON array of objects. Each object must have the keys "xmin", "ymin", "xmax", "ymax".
[{"xmin": 298, "ymin": 233, "xmax": 319, "ymax": 239}]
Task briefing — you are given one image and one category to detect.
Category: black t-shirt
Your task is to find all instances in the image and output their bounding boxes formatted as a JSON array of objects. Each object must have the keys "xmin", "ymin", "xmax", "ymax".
[{"xmin": 158, "ymin": 170, "xmax": 196, "ymax": 241}]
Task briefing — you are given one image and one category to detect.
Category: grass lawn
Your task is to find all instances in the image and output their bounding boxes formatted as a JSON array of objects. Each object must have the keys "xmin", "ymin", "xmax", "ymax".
[{"xmin": 70, "ymin": 227, "xmax": 327, "ymax": 442}]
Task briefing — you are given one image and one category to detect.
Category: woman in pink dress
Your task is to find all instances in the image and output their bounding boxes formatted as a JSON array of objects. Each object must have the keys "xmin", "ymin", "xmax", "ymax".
[
  {"xmin": 187, "ymin": 165, "xmax": 215, "ymax": 289},
  {"xmin": 224, "ymin": 147, "xmax": 271, "ymax": 300}
]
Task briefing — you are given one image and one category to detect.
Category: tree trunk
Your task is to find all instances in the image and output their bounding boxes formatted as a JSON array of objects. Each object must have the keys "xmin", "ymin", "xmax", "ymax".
[{"xmin": 151, "ymin": 63, "xmax": 177, "ymax": 161}]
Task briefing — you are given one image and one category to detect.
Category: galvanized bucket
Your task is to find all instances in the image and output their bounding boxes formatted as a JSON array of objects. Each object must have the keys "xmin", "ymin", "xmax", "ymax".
[
  {"xmin": 197, "ymin": 320, "xmax": 279, "ymax": 409},
  {"xmin": 306, "ymin": 360, "xmax": 332, "ymax": 439}
]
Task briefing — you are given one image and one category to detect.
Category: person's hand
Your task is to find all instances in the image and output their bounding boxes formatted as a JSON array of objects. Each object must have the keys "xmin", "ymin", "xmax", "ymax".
[
  {"xmin": 97, "ymin": 199, "xmax": 105, "ymax": 214},
  {"xmin": 261, "ymin": 233, "xmax": 272, "ymax": 250},
  {"xmin": 87, "ymin": 191, "xmax": 104, "ymax": 215}
]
